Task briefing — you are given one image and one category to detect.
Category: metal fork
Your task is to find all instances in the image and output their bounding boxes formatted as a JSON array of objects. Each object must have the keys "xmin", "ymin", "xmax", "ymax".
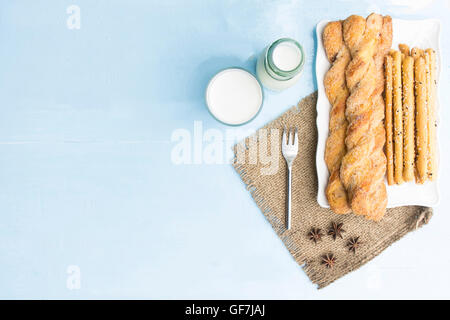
[{"xmin": 281, "ymin": 127, "xmax": 298, "ymax": 230}]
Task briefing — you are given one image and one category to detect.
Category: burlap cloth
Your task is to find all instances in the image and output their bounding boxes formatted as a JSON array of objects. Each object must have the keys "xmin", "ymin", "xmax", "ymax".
[{"xmin": 232, "ymin": 92, "xmax": 432, "ymax": 288}]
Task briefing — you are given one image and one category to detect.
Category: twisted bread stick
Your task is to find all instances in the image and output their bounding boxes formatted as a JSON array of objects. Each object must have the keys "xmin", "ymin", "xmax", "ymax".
[
  {"xmin": 340, "ymin": 14, "xmax": 390, "ymax": 220},
  {"xmin": 367, "ymin": 15, "xmax": 392, "ymax": 220},
  {"xmin": 323, "ymin": 21, "xmax": 351, "ymax": 214}
]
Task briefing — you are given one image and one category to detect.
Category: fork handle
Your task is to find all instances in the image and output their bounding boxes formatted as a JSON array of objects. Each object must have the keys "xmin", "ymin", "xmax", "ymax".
[{"xmin": 287, "ymin": 166, "xmax": 292, "ymax": 230}]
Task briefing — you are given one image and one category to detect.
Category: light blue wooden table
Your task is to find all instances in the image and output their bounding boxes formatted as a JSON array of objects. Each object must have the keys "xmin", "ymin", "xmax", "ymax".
[{"xmin": 0, "ymin": 0, "xmax": 449, "ymax": 299}]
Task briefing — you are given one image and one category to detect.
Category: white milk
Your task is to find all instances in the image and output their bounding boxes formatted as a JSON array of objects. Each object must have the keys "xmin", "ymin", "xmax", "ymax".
[
  {"xmin": 272, "ymin": 42, "xmax": 302, "ymax": 71},
  {"xmin": 206, "ymin": 68, "xmax": 263, "ymax": 125}
]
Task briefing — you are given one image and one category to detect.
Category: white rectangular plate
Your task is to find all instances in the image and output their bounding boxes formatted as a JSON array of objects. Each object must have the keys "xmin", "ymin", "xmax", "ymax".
[{"xmin": 315, "ymin": 18, "xmax": 441, "ymax": 209}]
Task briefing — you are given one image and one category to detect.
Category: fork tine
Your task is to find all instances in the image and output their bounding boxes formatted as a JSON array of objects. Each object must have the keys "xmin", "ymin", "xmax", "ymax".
[
  {"xmin": 294, "ymin": 126, "xmax": 298, "ymax": 147},
  {"xmin": 282, "ymin": 127, "xmax": 287, "ymax": 145},
  {"xmin": 289, "ymin": 127, "xmax": 294, "ymax": 145}
]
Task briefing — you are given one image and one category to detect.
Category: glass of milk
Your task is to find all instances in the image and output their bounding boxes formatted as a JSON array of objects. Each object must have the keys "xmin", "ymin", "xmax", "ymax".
[
  {"xmin": 256, "ymin": 38, "xmax": 305, "ymax": 91},
  {"xmin": 206, "ymin": 68, "xmax": 263, "ymax": 126}
]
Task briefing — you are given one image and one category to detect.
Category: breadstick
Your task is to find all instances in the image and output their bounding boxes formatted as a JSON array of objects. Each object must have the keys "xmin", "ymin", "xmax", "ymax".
[
  {"xmin": 399, "ymin": 44, "xmax": 410, "ymax": 56},
  {"xmin": 411, "ymin": 47, "xmax": 424, "ymax": 59},
  {"xmin": 414, "ymin": 56, "xmax": 428, "ymax": 184},
  {"xmin": 424, "ymin": 51, "xmax": 432, "ymax": 180},
  {"xmin": 402, "ymin": 55, "xmax": 415, "ymax": 181},
  {"xmin": 425, "ymin": 48, "xmax": 437, "ymax": 180},
  {"xmin": 392, "ymin": 51, "xmax": 404, "ymax": 184},
  {"xmin": 385, "ymin": 55, "xmax": 395, "ymax": 185}
]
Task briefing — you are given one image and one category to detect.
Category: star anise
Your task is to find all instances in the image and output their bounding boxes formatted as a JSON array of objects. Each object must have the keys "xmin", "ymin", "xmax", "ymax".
[
  {"xmin": 308, "ymin": 228, "xmax": 323, "ymax": 244},
  {"xmin": 321, "ymin": 253, "xmax": 336, "ymax": 268},
  {"xmin": 347, "ymin": 237, "xmax": 362, "ymax": 254},
  {"xmin": 328, "ymin": 222, "xmax": 345, "ymax": 240}
]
